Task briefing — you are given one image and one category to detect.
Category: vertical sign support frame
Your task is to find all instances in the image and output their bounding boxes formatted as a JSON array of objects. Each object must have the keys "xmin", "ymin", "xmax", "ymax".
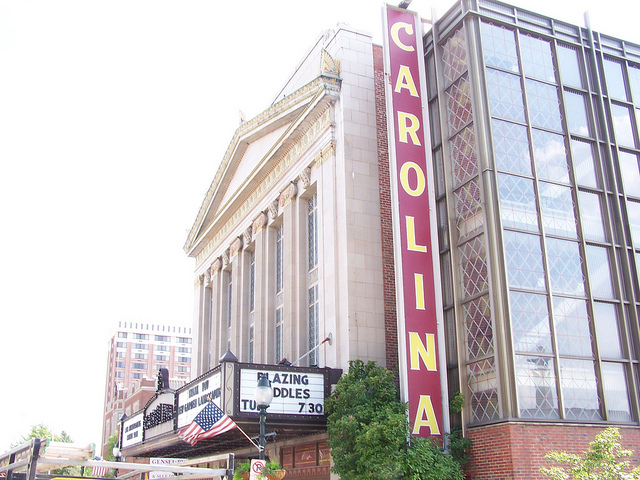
[{"xmin": 382, "ymin": 4, "xmax": 449, "ymax": 440}]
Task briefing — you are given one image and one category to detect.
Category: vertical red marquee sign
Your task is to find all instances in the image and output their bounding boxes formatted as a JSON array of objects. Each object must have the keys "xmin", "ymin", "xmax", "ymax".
[{"xmin": 382, "ymin": 5, "xmax": 449, "ymax": 438}]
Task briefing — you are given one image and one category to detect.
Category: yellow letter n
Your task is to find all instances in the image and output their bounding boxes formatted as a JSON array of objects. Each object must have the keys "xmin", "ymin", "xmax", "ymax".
[{"xmin": 409, "ymin": 332, "xmax": 436, "ymax": 371}]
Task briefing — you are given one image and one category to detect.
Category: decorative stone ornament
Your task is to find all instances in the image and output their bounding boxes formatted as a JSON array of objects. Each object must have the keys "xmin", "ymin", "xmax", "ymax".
[
  {"xmin": 320, "ymin": 48, "xmax": 340, "ymax": 76},
  {"xmin": 211, "ymin": 257, "xmax": 222, "ymax": 275},
  {"xmin": 300, "ymin": 167, "xmax": 311, "ymax": 189},
  {"xmin": 278, "ymin": 182, "xmax": 298, "ymax": 208},
  {"xmin": 230, "ymin": 237, "xmax": 243, "ymax": 257},
  {"xmin": 252, "ymin": 212, "xmax": 268, "ymax": 235},
  {"xmin": 268, "ymin": 200, "xmax": 279, "ymax": 219},
  {"xmin": 222, "ymin": 249, "xmax": 230, "ymax": 267},
  {"xmin": 243, "ymin": 226, "xmax": 252, "ymax": 246}
]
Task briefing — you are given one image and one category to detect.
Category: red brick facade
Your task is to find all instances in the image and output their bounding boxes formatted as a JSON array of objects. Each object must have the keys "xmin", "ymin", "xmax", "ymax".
[
  {"xmin": 373, "ymin": 43, "xmax": 399, "ymax": 376},
  {"xmin": 465, "ymin": 423, "xmax": 640, "ymax": 480}
]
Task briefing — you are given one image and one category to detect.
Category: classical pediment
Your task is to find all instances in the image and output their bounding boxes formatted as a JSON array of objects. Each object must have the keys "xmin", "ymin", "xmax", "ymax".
[{"xmin": 184, "ymin": 74, "xmax": 340, "ymax": 257}]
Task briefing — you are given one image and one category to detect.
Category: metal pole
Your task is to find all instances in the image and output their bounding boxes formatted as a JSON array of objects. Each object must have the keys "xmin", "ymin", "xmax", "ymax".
[{"xmin": 258, "ymin": 406, "xmax": 267, "ymax": 460}]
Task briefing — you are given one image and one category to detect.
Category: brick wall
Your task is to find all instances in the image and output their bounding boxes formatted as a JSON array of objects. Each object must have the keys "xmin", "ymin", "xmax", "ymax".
[
  {"xmin": 465, "ymin": 422, "xmax": 640, "ymax": 480},
  {"xmin": 373, "ymin": 43, "xmax": 399, "ymax": 376}
]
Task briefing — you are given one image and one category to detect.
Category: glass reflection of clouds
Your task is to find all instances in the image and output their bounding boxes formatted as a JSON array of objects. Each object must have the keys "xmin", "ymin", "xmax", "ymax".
[
  {"xmin": 611, "ymin": 104, "xmax": 636, "ymax": 147},
  {"xmin": 532, "ymin": 130, "xmax": 569, "ymax": 183}
]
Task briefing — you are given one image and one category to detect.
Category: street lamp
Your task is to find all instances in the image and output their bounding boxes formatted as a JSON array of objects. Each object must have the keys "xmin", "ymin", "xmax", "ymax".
[
  {"xmin": 254, "ymin": 373, "xmax": 273, "ymax": 460},
  {"xmin": 112, "ymin": 444, "xmax": 122, "ymax": 477}
]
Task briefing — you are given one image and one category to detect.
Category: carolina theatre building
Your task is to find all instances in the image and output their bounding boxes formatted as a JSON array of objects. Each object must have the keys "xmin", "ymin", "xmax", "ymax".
[{"xmin": 118, "ymin": 1, "xmax": 640, "ymax": 478}]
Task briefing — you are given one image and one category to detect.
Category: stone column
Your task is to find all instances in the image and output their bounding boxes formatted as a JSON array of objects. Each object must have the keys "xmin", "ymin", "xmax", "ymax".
[
  {"xmin": 252, "ymin": 212, "xmax": 268, "ymax": 363},
  {"xmin": 209, "ymin": 257, "xmax": 223, "ymax": 365}
]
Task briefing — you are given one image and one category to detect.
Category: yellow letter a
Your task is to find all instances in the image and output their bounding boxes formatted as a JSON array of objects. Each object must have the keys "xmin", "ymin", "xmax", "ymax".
[
  {"xmin": 412, "ymin": 395, "xmax": 441, "ymax": 435},
  {"xmin": 395, "ymin": 65, "xmax": 419, "ymax": 96}
]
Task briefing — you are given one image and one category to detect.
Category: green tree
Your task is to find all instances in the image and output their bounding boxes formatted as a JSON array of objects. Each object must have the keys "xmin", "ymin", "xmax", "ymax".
[
  {"xmin": 14, "ymin": 424, "xmax": 67, "ymax": 446},
  {"xmin": 541, "ymin": 427, "xmax": 640, "ymax": 480},
  {"xmin": 14, "ymin": 424, "xmax": 87, "ymax": 476},
  {"xmin": 326, "ymin": 360, "xmax": 466, "ymax": 480}
]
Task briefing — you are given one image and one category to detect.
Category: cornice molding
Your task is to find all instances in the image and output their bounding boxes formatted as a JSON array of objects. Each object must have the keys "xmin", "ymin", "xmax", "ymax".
[
  {"xmin": 184, "ymin": 75, "xmax": 341, "ymax": 255},
  {"xmin": 194, "ymin": 107, "xmax": 334, "ymax": 266}
]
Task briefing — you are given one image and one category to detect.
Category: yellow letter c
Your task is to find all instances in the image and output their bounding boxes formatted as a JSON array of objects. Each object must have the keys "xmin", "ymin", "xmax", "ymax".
[{"xmin": 391, "ymin": 22, "xmax": 415, "ymax": 52}]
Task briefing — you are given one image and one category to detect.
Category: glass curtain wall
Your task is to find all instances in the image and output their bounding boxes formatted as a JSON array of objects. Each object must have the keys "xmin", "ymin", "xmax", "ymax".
[{"xmin": 427, "ymin": 0, "xmax": 639, "ymax": 426}]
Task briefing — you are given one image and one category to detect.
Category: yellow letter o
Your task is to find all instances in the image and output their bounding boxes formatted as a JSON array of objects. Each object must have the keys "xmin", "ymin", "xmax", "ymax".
[{"xmin": 400, "ymin": 162, "xmax": 426, "ymax": 196}]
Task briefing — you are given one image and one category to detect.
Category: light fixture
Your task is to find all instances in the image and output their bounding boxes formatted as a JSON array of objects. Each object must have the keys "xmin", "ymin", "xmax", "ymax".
[
  {"xmin": 254, "ymin": 373, "xmax": 273, "ymax": 460},
  {"xmin": 255, "ymin": 374, "xmax": 273, "ymax": 408}
]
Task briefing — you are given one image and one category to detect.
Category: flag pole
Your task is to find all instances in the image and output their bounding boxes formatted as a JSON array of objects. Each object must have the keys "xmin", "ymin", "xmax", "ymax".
[
  {"xmin": 236, "ymin": 425, "xmax": 261, "ymax": 451},
  {"xmin": 290, "ymin": 333, "xmax": 332, "ymax": 366},
  {"xmin": 206, "ymin": 397, "xmax": 261, "ymax": 451}
]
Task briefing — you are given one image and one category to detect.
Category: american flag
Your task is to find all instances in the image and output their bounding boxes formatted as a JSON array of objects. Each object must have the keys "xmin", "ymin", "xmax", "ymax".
[
  {"xmin": 179, "ymin": 402, "xmax": 237, "ymax": 446},
  {"xmin": 92, "ymin": 457, "xmax": 109, "ymax": 477}
]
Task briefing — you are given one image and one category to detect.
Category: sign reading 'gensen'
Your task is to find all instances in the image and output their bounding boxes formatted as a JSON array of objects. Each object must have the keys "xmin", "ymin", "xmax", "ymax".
[{"xmin": 383, "ymin": 5, "xmax": 448, "ymax": 438}]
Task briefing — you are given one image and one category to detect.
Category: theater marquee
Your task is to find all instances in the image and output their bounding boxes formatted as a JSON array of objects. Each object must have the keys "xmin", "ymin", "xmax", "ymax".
[
  {"xmin": 118, "ymin": 361, "xmax": 342, "ymax": 457},
  {"xmin": 383, "ymin": 5, "xmax": 449, "ymax": 438}
]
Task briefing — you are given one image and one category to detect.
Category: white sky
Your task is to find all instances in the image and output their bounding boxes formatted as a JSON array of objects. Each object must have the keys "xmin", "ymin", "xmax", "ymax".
[{"xmin": 0, "ymin": 0, "xmax": 638, "ymax": 453}]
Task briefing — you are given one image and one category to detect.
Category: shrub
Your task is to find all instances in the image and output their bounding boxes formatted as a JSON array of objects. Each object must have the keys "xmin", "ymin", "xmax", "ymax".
[
  {"xmin": 326, "ymin": 360, "xmax": 468, "ymax": 480},
  {"xmin": 404, "ymin": 437, "xmax": 465, "ymax": 480},
  {"xmin": 540, "ymin": 427, "xmax": 640, "ymax": 480}
]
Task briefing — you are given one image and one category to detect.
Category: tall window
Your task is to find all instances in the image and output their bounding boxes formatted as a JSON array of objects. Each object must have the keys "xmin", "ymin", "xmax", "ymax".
[
  {"xmin": 308, "ymin": 194, "xmax": 320, "ymax": 365},
  {"xmin": 275, "ymin": 225, "xmax": 284, "ymax": 362},
  {"xmin": 480, "ymin": 21, "xmax": 635, "ymax": 422},
  {"xmin": 308, "ymin": 194, "xmax": 318, "ymax": 270},
  {"xmin": 249, "ymin": 251, "xmax": 255, "ymax": 363}
]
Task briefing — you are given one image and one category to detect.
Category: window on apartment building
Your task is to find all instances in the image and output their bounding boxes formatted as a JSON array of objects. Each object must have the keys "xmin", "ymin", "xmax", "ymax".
[
  {"xmin": 177, "ymin": 346, "xmax": 191, "ymax": 353},
  {"xmin": 249, "ymin": 250, "xmax": 256, "ymax": 363},
  {"xmin": 134, "ymin": 353, "xmax": 148, "ymax": 360},
  {"xmin": 155, "ymin": 335, "xmax": 170, "ymax": 342},
  {"xmin": 116, "ymin": 362, "xmax": 125, "ymax": 368},
  {"xmin": 308, "ymin": 193, "xmax": 319, "ymax": 365},
  {"xmin": 177, "ymin": 356, "xmax": 190, "ymax": 363},
  {"xmin": 132, "ymin": 373, "xmax": 143, "ymax": 379},
  {"xmin": 131, "ymin": 363, "xmax": 146, "ymax": 370},
  {"xmin": 116, "ymin": 342, "xmax": 126, "ymax": 348},
  {"xmin": 154, "ymin": 355, "xmax": 168, "ymax": 361},
  {"xmin": 155, "ymin": 345, "xmax": 169, "ymax": 352},
  {"xmin": 177, "ymin": 337, "xmax": 191, "ymax": 344},
  {"xmin": 275, "ymin": 225, "xmax": 284, "ymax": 362},
  {"xmin": 132, "ymin": 343, "xmax": 147, "ymax": 350},
  {"xmin": 134, "ymin": 333, "xmax": 148, "ymax": 340},
  {"xmin": 117, "ymin": 332, "xmax": 127, "ymax": 338},
  {"xmin": 116, "ymin": 352, "xmax": 126, "ymax": 358},
  {"xmin": 176, "ymin": 366, "xmax": 190, "ymax": 373}
]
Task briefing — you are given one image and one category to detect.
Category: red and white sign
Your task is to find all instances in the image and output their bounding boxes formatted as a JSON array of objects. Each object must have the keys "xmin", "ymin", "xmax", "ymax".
[
  {"xmin": 383, "ymin": 5, "xmax": 448, "ymax": 438},
  {"xmin": 249, "ymin": 459, "xmax": 266, "ymax": 480}
]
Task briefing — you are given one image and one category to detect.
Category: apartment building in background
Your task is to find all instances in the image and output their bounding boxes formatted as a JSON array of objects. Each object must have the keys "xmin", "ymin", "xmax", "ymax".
[{"xmin": 101, "ymin": 321, "xmax": 192, "ymax": 456}]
